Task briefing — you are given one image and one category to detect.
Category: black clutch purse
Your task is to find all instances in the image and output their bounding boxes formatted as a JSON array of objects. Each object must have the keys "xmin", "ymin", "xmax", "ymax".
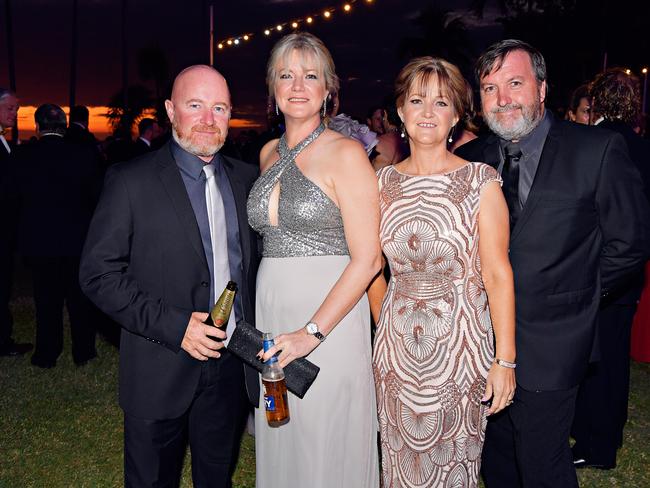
[{"xmin": 227, "ymin": 320, "xmax": 320, "ymax": 399}]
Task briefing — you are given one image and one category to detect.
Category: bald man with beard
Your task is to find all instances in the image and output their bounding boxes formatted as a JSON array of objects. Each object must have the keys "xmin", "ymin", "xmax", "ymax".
[{"xmin": 80, "ymin": 66, "xmax": 260, "ymax": 488}]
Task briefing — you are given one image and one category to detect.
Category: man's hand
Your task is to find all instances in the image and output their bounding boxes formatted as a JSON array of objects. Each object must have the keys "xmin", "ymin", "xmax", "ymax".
[{"xmin": 180, "ymin": 312, "xmax": 226, "ymax": 361}]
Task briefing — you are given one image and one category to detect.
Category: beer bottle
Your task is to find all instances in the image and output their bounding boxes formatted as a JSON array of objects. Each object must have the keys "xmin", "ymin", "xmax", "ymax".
[
  {"xmin": 262, "ymin": 332, "xmax": 290, "ymax": 427},
  {"xmin": 205, "ymin": 281, "xmax": 237, "ymax": 330}
]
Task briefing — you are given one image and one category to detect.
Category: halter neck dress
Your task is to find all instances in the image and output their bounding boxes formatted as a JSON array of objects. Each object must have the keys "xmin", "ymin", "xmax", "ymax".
[{"xmin": 247, "ymin": 123, "xmax": 379, "ymax": 488}]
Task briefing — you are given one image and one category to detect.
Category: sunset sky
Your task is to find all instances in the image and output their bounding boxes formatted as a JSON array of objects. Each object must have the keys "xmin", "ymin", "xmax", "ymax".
[{"xmin": 3, "ymin": 0, "xmax": 647, "ymax": 142}]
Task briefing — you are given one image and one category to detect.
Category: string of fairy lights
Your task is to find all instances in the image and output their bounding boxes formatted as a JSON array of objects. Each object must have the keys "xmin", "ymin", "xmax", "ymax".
[{"xmin": 216, "ymin": 0, "xmax": 376, "ymax": 51}]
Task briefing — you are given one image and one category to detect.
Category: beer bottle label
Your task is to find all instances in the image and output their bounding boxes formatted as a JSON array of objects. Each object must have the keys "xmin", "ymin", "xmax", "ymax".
[{"xmin": 264, "ymin": 395, "xmax": 276, "ymax": 411}]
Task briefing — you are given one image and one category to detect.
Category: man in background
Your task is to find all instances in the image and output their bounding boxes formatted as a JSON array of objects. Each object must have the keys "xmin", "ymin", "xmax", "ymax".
[
  {"xmin": 6, "ymin": 104, "xmax": 101, "ymax": 368},
  {"xmin": 0, "ymin": 88, "xmax": 32, "ymax": 357}
]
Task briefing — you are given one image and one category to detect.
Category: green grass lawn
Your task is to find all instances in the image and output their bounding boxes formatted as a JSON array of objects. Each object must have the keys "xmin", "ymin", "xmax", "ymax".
[{"xmin": 1, "ymin": 293, "xmax": 649, "ymax": 487}]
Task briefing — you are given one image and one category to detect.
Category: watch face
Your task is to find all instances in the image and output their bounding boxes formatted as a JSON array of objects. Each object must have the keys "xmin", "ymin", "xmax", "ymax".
[{"xmin": 306, "ymin": 322, "xmax": 318, "ymax": 334}]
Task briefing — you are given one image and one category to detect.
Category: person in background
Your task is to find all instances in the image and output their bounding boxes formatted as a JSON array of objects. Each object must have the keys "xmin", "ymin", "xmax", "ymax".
[
  {"xmin": 366, "ymin": 106, "xmax": 386, "ymax": 135},
  {"xmin": 0, "ymin": 88, "xmax": 32, "ymax": 357},
  {"xmin": 455, "ymin": 39, "xmax": 650, "ymax": 488},
  {"xmin": 132, "ymin": 117, "xmax": 160, "ymax": 157},
  {"xmin": 571, "ymin": 67, "xmax": 650, "ymax": 470},
  {"xmin": 66, "ymin": 105, "xmax": 98, "ymax": 146},
  {"xmin": 565, "ymin": 84, "xmax": 591, "ymax": 125},
  {"xmin": 372, "ymin": 105, "xmax": 407, "ymax": 171},
  {"xmin": 6, "ymin": 104, "xmax": 101, "ymax": 368}
]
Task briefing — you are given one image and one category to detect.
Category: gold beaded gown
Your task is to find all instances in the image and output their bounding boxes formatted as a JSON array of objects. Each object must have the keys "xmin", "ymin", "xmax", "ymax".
[{"xmin": 373, "ymin": 162, "xmax": 501, "ymax": 488}]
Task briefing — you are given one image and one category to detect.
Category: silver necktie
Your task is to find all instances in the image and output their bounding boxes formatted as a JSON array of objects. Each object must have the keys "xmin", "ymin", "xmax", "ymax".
[{"xmin": 203, "ymin": 163, "xmax": 235, "ymax": 344}]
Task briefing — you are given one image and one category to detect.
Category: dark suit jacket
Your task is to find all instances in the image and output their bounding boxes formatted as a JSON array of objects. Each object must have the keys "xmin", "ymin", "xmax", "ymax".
[
  {"xmin": 132, "ymin": 138, "xmax": 152, "ymax": 158},
  {"xmin": 80, "ymin": 142, "xmax": 260, "ymax": 418},
  {"xmin": 65, "ymin": 124, "xmax": 97, "ymax": 147},
  {"xmin": 598, "ymin": 120, "xmax": 650, "ymax": 306},
  {"xmin": 0, "ymin": 138, "xmax": 10, "ymax": 164},
  {"xmin": 6, "ymin": 135, "xmax": 102, "ymax": 257},
  {"xmin": 0, "ymin": 139, "xmax": 15, "ymax": 253},
  {"xmin": 455, "ymin": 116, "xmax": 650, "ymax": 391}
]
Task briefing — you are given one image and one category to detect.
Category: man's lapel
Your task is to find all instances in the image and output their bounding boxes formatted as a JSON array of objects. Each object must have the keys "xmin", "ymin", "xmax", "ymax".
[
  {"xmin": 156, "ymin": 143, "xmax": 208, "ymax": 268},
  {"xmin": 509, "ymin": 123, "xmax": 560, "ymax": 242}
]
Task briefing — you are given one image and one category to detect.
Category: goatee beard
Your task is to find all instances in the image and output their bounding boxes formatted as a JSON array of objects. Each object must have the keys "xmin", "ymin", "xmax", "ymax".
[{"xmin": 172, "ymin": 123, "xmax": 225, "ymax": 157}]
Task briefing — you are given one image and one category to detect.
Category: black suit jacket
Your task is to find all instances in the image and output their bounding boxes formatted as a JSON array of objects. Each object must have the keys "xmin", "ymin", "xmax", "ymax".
[
  {"xmin": 80, "ymin": 142, "xmax": 260, "ymax": 418},
  {"xmin": 132, "ymin": 138, "xmax": 152, "ymax": 158},
  {"xmin": 65, "ymin": 124, "xmax": 97, "ymax": 147},
  {"xmin": 455, "ymin": 116, "xmax": 650, "ymax": 390},
  {"xmin": 7, "ymin": 135, "xmax": 102, "ymax": 256},
  {"xmin": 0, "ymin": 139, "xmax": 15, "ymax": 253},
  {"xmin": 598, "ymin": 120, "xmax": 650, "ymax": 306}
]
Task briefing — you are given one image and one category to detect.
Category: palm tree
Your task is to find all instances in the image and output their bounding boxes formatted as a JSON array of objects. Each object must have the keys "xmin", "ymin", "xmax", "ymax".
[{"xmin": 106, "ymin": 84, "xmax": 153, "ymax": 136}]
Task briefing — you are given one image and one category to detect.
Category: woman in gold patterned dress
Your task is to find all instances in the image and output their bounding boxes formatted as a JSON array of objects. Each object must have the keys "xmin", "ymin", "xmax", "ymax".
[{"xmin": 370, "ymin": 57, "xmax": 516, "ymax": 487}]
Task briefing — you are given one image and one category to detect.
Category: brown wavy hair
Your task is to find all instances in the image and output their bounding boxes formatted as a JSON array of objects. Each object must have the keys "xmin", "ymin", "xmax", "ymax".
[
  {"xmin": 394, "ymin": 56, "xmax": 474, "ymax": 124},
  {"xmin": 590, "ymin": 68, "xmax": 641, "ymax": 125}
]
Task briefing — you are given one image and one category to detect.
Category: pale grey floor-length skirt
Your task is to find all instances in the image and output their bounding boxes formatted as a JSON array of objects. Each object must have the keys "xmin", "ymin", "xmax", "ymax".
[{"xmin": 254, "ymin": 255, "xmax": 379, "ymax": 488}]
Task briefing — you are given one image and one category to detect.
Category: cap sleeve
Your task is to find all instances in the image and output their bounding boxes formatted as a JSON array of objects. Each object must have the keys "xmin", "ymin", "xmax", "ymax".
[{"xmin": 477, "ymin": 163, "xmax": 502, "ymax": 193}]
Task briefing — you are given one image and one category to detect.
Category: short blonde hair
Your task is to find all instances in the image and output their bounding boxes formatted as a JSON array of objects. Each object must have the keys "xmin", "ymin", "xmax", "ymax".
[
  {"xmin": 395, "ymin": 56, "xmax": 473, "ymax": 123},
  {"xmin": 266, "ymin": 32, "xmax": 339, "ymax": 98}
]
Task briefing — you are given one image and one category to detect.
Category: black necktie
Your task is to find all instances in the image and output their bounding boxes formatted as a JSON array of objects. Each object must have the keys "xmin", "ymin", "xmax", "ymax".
[{"xmin": 502, "ymin": 142, "xmax": 522, "ymax": 227}]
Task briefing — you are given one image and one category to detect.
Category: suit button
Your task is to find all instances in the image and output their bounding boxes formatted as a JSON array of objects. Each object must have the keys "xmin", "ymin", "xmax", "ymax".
[{"xmin": 201, "ymin": 281, "xmax": 209, "ymax": 287}]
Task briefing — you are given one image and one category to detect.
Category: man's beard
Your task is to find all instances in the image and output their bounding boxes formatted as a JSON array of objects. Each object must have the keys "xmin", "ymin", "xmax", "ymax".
[
  {"xmin": 484, "ymin": 95, "xmax": 543, "ymax": 141},
  {"xmin": 172, "ymin": 121, "xmax": 226, "ymax": 157}
]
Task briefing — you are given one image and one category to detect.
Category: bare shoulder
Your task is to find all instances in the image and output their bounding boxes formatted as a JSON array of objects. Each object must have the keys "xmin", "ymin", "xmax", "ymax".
[
  {"xmin": 259, "ymin": 138, "xmax": 280, "ymax": 173},
  {"xmin": 319, "ymin": 129, "xmax": 370, "ymax": 171}
]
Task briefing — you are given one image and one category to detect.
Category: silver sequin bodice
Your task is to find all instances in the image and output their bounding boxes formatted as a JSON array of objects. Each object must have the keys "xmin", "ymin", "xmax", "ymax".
[{"xmin": 247, "ymin": 123, "xmax": 349, "ymax": 258}]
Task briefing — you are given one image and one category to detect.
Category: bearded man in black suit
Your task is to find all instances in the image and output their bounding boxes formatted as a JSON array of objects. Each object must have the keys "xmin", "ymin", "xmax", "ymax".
[
  {"xmin": 80, "ymin": 65, "xmax": 260, "ymax": 488},
  {"xmin": 455, "ymin": 40, "xmax": 650, "ymax": 488}
]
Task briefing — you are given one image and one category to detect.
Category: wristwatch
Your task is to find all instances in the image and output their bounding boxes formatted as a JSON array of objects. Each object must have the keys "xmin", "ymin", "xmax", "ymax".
[{"xmin": 305, "ymin": 322, "xmax": 326, "ymax": 342}]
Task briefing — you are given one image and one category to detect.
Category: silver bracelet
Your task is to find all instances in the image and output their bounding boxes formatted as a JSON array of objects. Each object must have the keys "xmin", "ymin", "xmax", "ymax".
[{"xmin": 495, "ymin": 358, "xmax": 517, "ymax": 369}]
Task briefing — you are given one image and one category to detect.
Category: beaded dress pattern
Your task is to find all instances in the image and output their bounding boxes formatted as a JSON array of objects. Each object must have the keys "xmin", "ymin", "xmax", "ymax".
[{"xmin": 373, "ymin": 162, "xmax": 501, "ymax": 488}]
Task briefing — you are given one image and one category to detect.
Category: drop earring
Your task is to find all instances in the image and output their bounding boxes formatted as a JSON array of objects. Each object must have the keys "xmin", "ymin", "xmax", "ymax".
[
  {"xmin": 448, "ymin": 125, "xmax": 455, "ymax": 144},
  {"xmin": 400, "ymin": 123, "xmax": 406, "ymax": 139},
  {"xmin": 275, "ymin": 102, "xmax": 279, "ymax": 116},
  {"xmin": 322, "ymin": 98, "xmax": 327, "ymax": 118}
]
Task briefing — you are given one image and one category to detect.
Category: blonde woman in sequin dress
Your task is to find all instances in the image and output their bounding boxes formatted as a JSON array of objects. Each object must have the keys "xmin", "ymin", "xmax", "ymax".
[
  {"xmin": 247, "ymin": 33, "xmax": 381, "ymax": 488},
  {"xmin": 369, "ymin": 57, "xmax": 516, "ymax": 487}
]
